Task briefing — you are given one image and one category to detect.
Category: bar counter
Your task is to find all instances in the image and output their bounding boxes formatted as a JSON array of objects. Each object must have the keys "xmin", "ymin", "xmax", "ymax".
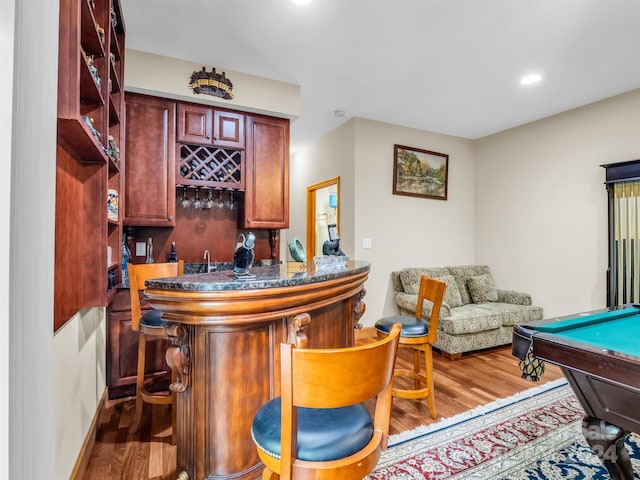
[{"xmin": 145, "ymin": 260, "xmax": 370, "ymax": 480}]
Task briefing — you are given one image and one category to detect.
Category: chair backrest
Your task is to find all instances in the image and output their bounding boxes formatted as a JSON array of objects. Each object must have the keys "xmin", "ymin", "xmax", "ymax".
[
  {"xmin": 128, "ymin": 260, "xmax": 184, "ymax": 331},
  {"xmin": 278, "ymin": 322, "xmax": 401, "ymax": 479},
  {"xmin": 415, "ymin": 275, "xmax": 447, "ymax": 344}
]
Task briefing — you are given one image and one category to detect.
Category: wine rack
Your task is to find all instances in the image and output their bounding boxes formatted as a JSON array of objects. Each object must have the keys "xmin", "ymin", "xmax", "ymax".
[{"xmin": 178, "ymin": 144, "xmax": 244, "ymax": 188}]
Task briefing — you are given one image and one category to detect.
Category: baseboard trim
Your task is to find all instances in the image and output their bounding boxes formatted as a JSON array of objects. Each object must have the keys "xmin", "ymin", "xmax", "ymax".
[{"xmin": 69, "ymin": 388, "xmax": 108, "ymax": 480}]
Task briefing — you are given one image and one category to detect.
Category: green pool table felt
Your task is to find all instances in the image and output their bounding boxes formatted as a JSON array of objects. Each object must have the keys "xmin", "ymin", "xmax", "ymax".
[{"xmin": 535, "ymin": 307, "xmax": 640, "ymax": 356}]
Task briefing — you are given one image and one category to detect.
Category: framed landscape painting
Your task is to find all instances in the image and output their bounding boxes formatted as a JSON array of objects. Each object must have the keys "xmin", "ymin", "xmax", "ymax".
[{"xmin": 393, "ymin": 144, "xmax": 449, "ymax": 200}]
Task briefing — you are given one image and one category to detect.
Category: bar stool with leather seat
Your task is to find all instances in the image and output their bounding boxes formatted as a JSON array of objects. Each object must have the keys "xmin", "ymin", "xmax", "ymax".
[
  {"xmin": 127, "ymin": 260, "xmax": 184, "ymax": 437},
  {"xmin": 251, "ymin": 317, "xmax": 402, "ymax": 480},
  {"xmin": 374, "ymin": 275, "xmax": 446, "ymax": 419}
]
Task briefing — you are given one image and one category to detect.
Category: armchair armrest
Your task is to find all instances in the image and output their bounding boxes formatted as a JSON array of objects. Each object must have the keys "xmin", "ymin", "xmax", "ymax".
[
  {"xmin": 395, "ymin": 292, "xmax": 451, "ymax": 319},
  {"xmin": 497, "ymin": 289, "xmax": 532, "ymax": 306}
]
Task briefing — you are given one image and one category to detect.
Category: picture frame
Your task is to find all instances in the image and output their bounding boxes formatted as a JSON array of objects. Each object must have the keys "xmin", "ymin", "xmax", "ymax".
[{"xmin": 393, "ymin": 144, "xmax": 449, "ymax": 200}]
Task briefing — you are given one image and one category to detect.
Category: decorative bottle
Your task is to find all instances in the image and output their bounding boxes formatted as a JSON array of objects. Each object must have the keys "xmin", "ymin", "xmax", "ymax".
[
  {"xmin": 121, "ymin": 232, "xmax": 131, "ymax": 287},
  {"xmin": 233, "ymin": 232, "xmax": 256, "ymax": 277},
  {"xmin": 168, "ymin": 242, "xmax": 178, "ymax": 262},
  {"xmin": 145, "ymin": 237, "xmax": 154, "ymax": 264}
]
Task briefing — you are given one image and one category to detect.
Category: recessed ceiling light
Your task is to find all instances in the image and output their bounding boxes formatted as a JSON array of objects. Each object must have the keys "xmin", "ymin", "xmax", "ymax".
[
  {"xmin": 291, "ymin": 0, "xmax": 312, "ymax": 5},
  {"xmin": 334, "ymin": 110, "xmax": 345, "ymax": 118},
  {"xmin": 520, "ymin": 74, "xmax": 542, "ymax": 85}
]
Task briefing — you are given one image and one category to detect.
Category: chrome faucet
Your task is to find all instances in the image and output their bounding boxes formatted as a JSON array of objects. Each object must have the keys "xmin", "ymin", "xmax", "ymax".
[{"xmin": 203, "ymin": 250, "xmax": 211, "ymax": 272}]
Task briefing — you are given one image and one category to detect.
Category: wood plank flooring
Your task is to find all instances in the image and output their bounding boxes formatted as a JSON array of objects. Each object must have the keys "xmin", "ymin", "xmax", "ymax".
[{"xmin": 82, "ymin": 337, "xmax": 563, "ymax": 480}]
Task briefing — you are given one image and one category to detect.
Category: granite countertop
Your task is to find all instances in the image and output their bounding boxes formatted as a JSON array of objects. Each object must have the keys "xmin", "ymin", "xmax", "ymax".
[{"xmin": 145, "ymin": 260, "xmax": 371, "ymax": 291}]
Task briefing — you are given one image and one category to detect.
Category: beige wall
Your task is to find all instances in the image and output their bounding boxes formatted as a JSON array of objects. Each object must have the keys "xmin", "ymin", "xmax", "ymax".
[
  {"xmin": 53, "ymin": 309, "xmax": 106, "ymax": 479},
  {"xmin": 353, "ymin": 119, "xmax": 477, "ymax": 324},
  {"xmin": 290, "ymin": 118, "xmax": 477, "ymax": 326},
  {"xmin": 475, "ymin": 89, "xmax": 640, "ymax": 318},
  {"xmin": 290, "ymin": 91, "xmax": 640, "ymax": 327},
  {"xmin": 125, "ymin": 49, "xmax": 301, "ymax": 121},
  {"xmin": 287, "ymin": 119, "xmax": 356, "ymax": 261}
]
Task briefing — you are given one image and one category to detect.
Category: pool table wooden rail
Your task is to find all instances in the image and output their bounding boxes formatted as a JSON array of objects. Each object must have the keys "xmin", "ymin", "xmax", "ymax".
[{"xmin": 513, "ymin": 309, "xmax": 640, "ymax": 480}]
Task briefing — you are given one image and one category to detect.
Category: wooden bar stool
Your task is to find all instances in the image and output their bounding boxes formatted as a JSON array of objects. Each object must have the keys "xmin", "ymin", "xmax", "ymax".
[
  {"xmin": 251, "ymin": 317, "xmax": 402, "ymax": 480},
  {"xmin": 127, "ymin": 260, "xmax": 183, "ymax": 439},
  {"xmin": 374, "ymin": 275, "xmax": 446, "ymax": 419}
]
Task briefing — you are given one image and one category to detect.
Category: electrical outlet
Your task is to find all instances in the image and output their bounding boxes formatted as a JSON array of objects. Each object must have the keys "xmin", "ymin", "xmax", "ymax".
[{"xmin": 362, "ymin": 238, "xmax": 373, "ymax": 249}]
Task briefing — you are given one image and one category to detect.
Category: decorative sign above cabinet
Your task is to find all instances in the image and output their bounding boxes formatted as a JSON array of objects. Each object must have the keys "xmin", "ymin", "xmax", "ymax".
[{"xmin": 189, "ymin": 66, "xmax": 234, "ymax": 99}]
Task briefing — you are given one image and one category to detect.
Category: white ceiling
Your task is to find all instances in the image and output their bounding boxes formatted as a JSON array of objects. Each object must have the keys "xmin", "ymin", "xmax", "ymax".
[{"xmin": 121, "ymin": 0, "xmax": 640, "ymax": 152}]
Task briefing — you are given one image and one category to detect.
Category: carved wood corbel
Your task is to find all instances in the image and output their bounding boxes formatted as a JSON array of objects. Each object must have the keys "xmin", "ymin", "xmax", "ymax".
[
  {"xmin": 165, "ymin": 322, "xmax": 191, "ymax": 393},
  {"xmin": 288, "ymin": 312, "xmax": 311, "ymax": 348},
  {"xmin": 353, "ymin": 288, "xmax": 367, "ymax": 330}
]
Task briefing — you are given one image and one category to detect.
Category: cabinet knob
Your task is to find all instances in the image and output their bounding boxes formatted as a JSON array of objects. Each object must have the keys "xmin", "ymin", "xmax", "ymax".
[
  {"xmin": 168, "ymin": 215, "xmax": 173, "ymax": 221},
  {"xmin": 247, "ymin": 218, "xmax": 251, "ymax": 223},
  {"xmin": 206, "ymin": 135, "xmax": 210, "ymax": 139}
]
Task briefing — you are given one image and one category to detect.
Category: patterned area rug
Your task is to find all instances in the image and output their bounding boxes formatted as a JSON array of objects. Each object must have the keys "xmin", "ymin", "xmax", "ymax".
[{"xmin": 367, "ymin": 379, "xmax": 640, "ymax": 479}]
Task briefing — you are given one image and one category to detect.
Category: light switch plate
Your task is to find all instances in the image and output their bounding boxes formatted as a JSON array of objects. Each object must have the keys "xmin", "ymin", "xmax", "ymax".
[
  {"xmin": 136, "ymin": 242, "xmax": 146, "ymax": 256},
  {"xmin": 363, "ymin": 238, "xmax": 372, "ymax": 249}
]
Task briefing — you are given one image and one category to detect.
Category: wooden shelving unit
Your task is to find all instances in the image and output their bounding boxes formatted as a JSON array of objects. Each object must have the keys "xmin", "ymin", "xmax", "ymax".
[{"xmin": 55, "ymin": 0, "xmax": 125, "ymax": 331}]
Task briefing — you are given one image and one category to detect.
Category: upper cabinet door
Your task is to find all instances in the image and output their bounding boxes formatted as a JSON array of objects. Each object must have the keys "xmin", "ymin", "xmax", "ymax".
[
  {"xmin": 177, "ymin": 103, "xmax": 213, "ymax": 145},
  {"xmin": 123, "ymin": 94, "xmax": 176, "ymax": 227},
  {"xmin": 213, "ymin": 109, "xmax": 244, "ymax": 149},
  {"xmin": 241, "ymin": 114, "xmax": 290, "ymax": 229},
  {"xmin": 177, "ymin": 104, "xmax": 244, "ymax": 149}
]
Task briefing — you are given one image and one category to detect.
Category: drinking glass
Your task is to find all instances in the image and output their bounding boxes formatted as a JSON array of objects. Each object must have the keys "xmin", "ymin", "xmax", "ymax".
[
  {"xmin": 225, "ymin": 190, "xmax": 236, "ymax": 211},
  {"xmin": 204, "ymin": 189, "xmax": 214, "ymax": 209},
  {"xmin": 214, "ymin": 189, "xmax": 224, "ymax": 210},
  {"xmin": 179, "ymin": 186, "xmax": 191, "ymax": 209},
  {"xmin": 192, "ymin": 187, "xmax": 203, "ymax": 210}
]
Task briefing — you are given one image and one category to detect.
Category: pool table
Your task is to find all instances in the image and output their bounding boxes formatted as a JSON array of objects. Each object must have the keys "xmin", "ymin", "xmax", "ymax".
[{"xmin": 512, "ymin": 306, "xmax": 640, "ymax": 480}]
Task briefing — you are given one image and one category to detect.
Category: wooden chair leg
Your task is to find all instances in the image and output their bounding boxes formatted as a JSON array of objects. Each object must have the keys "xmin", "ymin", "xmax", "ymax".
[
  {"xmin": 130, "ymin": 332, "xmax": 147, "ymax": 434},
  {"xmin": 262, "ymin": 467, "xmax": 278, "ymax": 479},
  {"xmin": 424, "ymin": 345, "xmax": 437, "ymax": 419},
  {"xmin": 413, "ymin": 348, "xmax": 421, "ymax": 390}
]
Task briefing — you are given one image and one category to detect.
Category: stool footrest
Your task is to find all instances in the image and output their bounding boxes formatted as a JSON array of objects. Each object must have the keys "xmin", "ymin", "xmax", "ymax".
[
  {"xmin": 392, "ymin": 368, "xmax": 430, "ymax": 399},
  {"xmin": 392, "ymin": 387, "xmax": 431, "ymax": 399},
  {"xmin": 394, "ymin": 369, "xmax": 427, "ymax": 382},
  {"xmin": 139, "ymin": 388, "xmax": 173, "ymax": 405}
]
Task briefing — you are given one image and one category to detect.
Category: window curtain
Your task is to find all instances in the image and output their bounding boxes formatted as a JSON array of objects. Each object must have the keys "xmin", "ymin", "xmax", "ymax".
[
  {"xmin": 602, "ymin": 160, "xmax": 640, "ymax": 307},
  {"xmin": 610, "ymin": 180, "xmax": 640, "ymax": 306}
]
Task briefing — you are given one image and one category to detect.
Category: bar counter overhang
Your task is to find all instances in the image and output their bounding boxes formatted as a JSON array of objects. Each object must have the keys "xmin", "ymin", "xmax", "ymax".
[{"xmin": 145, "ymin": 260, "xmax": 371, "ymax": 480}]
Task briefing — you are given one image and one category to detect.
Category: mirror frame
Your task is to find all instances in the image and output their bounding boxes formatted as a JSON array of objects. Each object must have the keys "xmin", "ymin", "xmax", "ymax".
[{"xmin": 306, "ymin": 177, "xmax": 340, "ymax": 259}]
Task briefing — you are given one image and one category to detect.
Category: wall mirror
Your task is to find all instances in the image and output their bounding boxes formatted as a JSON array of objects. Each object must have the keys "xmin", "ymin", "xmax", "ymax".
[{"xmin": 306, "ymin": 177, "xmax": 340, "ymax": 259}]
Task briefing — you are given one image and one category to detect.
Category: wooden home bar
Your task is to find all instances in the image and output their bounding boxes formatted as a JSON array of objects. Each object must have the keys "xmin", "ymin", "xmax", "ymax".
[{"xmin": 144, "ymin": 261, "xmax": 370, "ymax": 480}]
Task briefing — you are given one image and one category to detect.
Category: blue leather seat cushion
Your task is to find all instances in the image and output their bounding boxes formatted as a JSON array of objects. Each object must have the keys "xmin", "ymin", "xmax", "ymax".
[
  {"xmin": 375, "ymin": 315, "xmax": 428, "ymax": 337},
  {"xmin": 251, "ymin": 398, "xmax": 373, "ymax": 462},
  {"xmin": 140, "ymin": 309, "xmax": 165, "ymax": 327}
]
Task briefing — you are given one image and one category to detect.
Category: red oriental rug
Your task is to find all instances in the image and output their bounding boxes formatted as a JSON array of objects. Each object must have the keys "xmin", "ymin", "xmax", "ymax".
[{"xmin": 367, "ymin": 379, "xmax": 640, "ymax": 479}]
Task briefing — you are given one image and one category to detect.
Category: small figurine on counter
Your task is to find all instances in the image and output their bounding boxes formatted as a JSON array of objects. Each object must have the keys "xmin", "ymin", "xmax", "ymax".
[
  {"xmin": 322, "ymin": 222, "xmax": 345, "ymax": 256},
  {"xmin": 233, "ymin": 232, "xmax": 256, "ymax": 278},
  {"xmin": 322, "ymin": 239, "xmax": 345, "ymax": 256}
]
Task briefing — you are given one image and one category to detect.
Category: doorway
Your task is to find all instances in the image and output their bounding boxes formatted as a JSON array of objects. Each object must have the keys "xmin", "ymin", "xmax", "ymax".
[{"xmin": 306, "ymin": 177, "xmax": 340, "ymax": 259}]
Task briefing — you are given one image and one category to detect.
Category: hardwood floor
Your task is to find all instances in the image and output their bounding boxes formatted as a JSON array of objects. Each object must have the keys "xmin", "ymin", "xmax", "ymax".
[{"xmin": 82, "ymin": 337, "xmax": 563, "ymax": 479}]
